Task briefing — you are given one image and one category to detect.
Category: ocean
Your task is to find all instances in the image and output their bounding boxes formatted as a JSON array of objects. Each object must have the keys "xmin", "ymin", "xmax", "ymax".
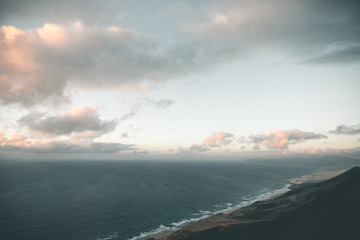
[{"xmin": 0, "ymin": 160, "xmax": 317, "ymax": 240}]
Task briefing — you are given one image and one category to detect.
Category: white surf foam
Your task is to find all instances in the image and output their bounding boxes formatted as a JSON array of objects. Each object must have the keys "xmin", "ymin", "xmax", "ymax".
[
  {"xmin": 97, "ymin": 232, "xmax": 119, "ymax": 240},
  {"xmin": 128, "ymin": 183, "xmax": 291, "ymax": 240}
]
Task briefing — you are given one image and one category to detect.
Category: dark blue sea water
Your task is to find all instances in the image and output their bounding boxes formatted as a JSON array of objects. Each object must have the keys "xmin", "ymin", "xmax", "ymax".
[{"xmin": 0, "ymin": 160, "xmax": 317, "ymax": 240}]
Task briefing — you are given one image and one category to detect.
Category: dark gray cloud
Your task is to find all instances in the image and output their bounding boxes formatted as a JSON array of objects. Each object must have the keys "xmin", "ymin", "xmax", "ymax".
[
  {"xmin": 0, "ymin": 0, "xmax": 220, "ymax": 27},
  {"xmin": 329, "ymin": 124, "xmax": 360, "ymax": 135},
  {"xmin": 0, "ymin": 0, "xmax": 119, "ymax": 25},
  {"xmin": 18, "ymin": 106, "xmax": 116, "ymax": 135},
  {"xmin": 183, "ymin": 0, "xmax": 360, "ymax": 62}
]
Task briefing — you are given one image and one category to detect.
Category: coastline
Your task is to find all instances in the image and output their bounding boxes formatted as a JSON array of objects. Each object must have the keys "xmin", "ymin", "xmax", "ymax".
[
  {"xmin": 128, "ymin": 183, "xmax": 293, "ymax": 240},
  {"xmin": 151, "ymin": 184, "xmax": 293, "ymax": 240},
  {"xmin": 138, "ymin": 183, "xmax": 293, "ymax": 240},
  {"xmin": 146, "ymin": 167, "xmax": 351, "ymax": 240},
  {"xmin": 155, "ymin": 166, "xmax": 359, "ymax": 240}
]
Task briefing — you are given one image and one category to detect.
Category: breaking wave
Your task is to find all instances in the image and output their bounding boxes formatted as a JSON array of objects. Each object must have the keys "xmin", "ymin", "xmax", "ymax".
[{"xmin": 128, "ymin": 183, "xmax": 291, "ymax": 240}]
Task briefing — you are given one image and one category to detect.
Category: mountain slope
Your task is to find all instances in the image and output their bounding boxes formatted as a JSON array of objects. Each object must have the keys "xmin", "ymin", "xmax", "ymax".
[{"xmin": 161, "ymin": 166, "xmax": 360, "ymax": 240}]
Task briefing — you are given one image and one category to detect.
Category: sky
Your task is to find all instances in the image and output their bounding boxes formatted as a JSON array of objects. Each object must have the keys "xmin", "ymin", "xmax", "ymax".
[{"xmin": 0, "ymin": 0, "xmax": 359, "ymax": 160}]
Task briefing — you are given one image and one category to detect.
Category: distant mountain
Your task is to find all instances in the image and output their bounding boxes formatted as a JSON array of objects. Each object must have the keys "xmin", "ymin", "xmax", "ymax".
[{"xmin": 159, "ymin": 166, "xmax": 360, "ymax": 240}]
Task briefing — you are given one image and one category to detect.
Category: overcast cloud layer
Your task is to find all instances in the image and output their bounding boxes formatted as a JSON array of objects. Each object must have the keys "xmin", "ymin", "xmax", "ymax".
[{"xmin": 1, "ymin": 0, "xmax": 359, "ymax": 106}]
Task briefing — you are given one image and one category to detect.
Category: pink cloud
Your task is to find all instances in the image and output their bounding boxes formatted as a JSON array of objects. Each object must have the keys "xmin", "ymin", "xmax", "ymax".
[
  {"xmin": 263, "ymin": 130, "xmax": 289, "ymax": 149},
  {"xmin": 0, "ymin": 131, "xmax": 134, "ymax": 154},
  {"xmin": 37, "ymin": 23, "xmax": 68, "ymax": 47},
  {"xmin": 0, "ymin": 131, "xmax": 7, "ymax": 146},
  {"xmin": 66, "ymin": 105, "xmax": 98, "ymax": 119},
  {"xmin": 0, "ymin": 132, "xmax": 29, "ymax": 147},
  {"xmin": 250, "ymin": 129, "xmax": 327, "ymax": 150},
  {"xmin": 168, "ymin": 131, "xmax": 233, "ymax": 154},
  {"xmin": 70, "ymin": 130, "xmax": 103, "ymax": 144},
  {"xmin": 107, "ymin": 26, "xmax": 123, "ymax": 33},
  {"xmin": 0, "ymin": 26, "xmax": 45, "ymax": 104},
  {"xmin": 203, "ymin": 132, "xmax": 233, "ymax": 147},
  {"xmin": 7, "ymin": 134, "xmax": 28, "ymax": 146},
  {"xmin": 0, "ymin": 23, "xmax": 134, "ymax": 106}
]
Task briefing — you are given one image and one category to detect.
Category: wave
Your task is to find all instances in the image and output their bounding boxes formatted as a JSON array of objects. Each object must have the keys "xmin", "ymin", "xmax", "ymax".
[
  {"xmin": 128, "ymin": 183, "xmax": 291, "ymax": 240},
  {"xmin": 97, "ymin": 232, "xmax": 119, "ymax": 240},
  {"xmin": 128, "ymin": 214, "xmax": 213, "ymax": 240}
]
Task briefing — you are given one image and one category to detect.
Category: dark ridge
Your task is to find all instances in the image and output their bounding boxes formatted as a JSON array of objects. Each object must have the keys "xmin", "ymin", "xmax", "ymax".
[{"xmin": 158, "ymin": 166, "xmax": 360, "ymax": 240}]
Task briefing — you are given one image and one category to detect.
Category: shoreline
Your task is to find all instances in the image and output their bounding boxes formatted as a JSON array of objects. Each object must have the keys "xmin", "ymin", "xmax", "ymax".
[
  {"xmin": 136, "ymin": 183, "xmax": 294, "ymax": 240},
  {"xmin": 146, "ymin": 167, "xmax": 350, "ymax": 240},
  {"xmin": 156, "ymin": 166, "xmax": 359, "ymax": 240}
]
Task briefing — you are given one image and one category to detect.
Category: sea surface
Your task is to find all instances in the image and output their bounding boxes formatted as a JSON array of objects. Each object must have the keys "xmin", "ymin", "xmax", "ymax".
[{"xmin": 0, "ymin": 160, "xmax": 317, "ymax": 240}]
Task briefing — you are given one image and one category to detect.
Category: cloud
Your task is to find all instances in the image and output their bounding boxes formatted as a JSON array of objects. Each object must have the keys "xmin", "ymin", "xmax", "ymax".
[
  {"xmin": 303, "ymin": 42, "xmax": 360, "ymax": 64},
  {"xmin": 329, "ymin": 124, "xmax": 360, "ymax": 135},
  {"xmin": 250, "ymin": 129, "xmax": 327, "ymax": 150},
  {"xmin": 203, "ymin": 132, "xmax": 233, "ymax": 147},
  {"xmin": 37, "ymin": 23, "xmax": 68, "ymax": 47},
  {"xmin": 118, "ymin": 98, "xmax": 174, "ymax": 123},
  {"xmin": 0, "ymin": 131, "xmax": 135, "ymax": 154},
  {"xmin": 168, "ymin": 144, "xmax": 209, "ymax": 155},
  {"xmin": 286, "ymin": 146, "xmax": 360, "ymax": 156},
  {"xmin": 182, "ymin": 1, "xmax": 277, "ymax": 35},
  {"xmin": 0, "ymin": 23, "xmax": 239, "ymax": 106},
  {"xmin": 6, "ymin": 134, "xmax": 28, "ymax": 146},
  {"xmin": 182, "ymin": 0, "xmax": 360, "ymax": 63},
  {"xmin": 0, "ymin": 132, "xmax": 29, "ymax": 147},
  {"xmin": 1, "ymin": 141, "xmax": 135, "ymax": 154},
  {"xmin": 0, "ymin": 0, "xmax": 125, "ymax": 26},
  {"xmin": 1, "ymin": 0, "xmax": 358, "ymax": 112},
  {"xmin": 0, "ymin": 131, "xmax": 6, "ymax": 145},
  {"xmin": 70, "ymin": 131, "xmax": 103, "ymax": 144},
  {"xmin": 169, "ymin": 131, "xmax": 233, "ymax": 154},
  {"xmin": 146, "ymin": 98, "xmax": 174, "ymax": 111},
  {"xmin": 253, "ymin": 145, "xmax": 260, "ymax": 151},
  {"xmin": 189, "ymin": 144, "xmax": 209, "ymax": 152},
  {"xmin": 33, "ymin": 142, "xmax": 134, "ymax": 154},
  {"xmin": 18, "ymin": 105, "xmax": 116, "ymax": 137},
  {"xmin": 119, "ymin": 107, "xmax": 140, "ymax": 122},
  {"xmin": 0, "ymin": 25, "xmax": 66, "ymax": 106}
]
